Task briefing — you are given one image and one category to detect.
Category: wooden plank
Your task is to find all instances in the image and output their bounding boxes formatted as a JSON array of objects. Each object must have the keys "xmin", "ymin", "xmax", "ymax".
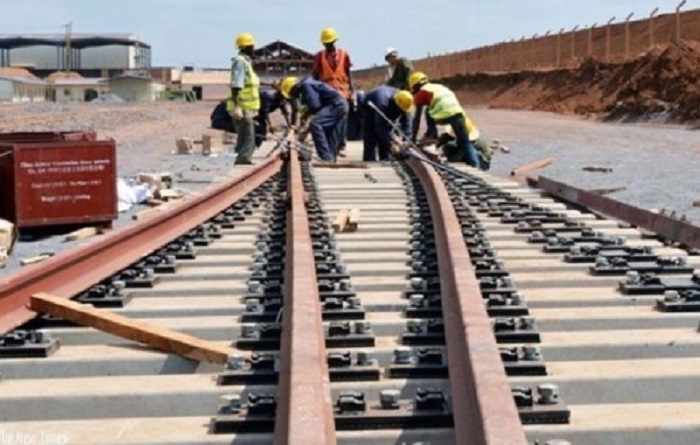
[
  {"xmin": 312, "ymin": 161, "xmax": 369, "ymax": 169},
  {"xmin": 332, "ymin": 209, "xmax": 350, "ymax": 232},
  {"xmin": 346, "ymin": 208, "xmax": 361, "ymax": 232},
  {"xmin": 589, "ymin": 186, "xmax": 628, "ymax": 195},
  {"xmin": 132, "ymin": 208, "xmax": 162, "ymax": 221},
  {"xmin": 29, "ymin": 293, "xmax": 237, "ymax": 364},
  {"xmin": 64, "ymin": 226, "xmax": 103, "ymax": 242},
  {"xmin": 21, "ymin": 253, "xmax": 54, "ymax": 266},
  {"xmin": 510, "ymin": 157, "xmax": 555, "ymax": 177}
]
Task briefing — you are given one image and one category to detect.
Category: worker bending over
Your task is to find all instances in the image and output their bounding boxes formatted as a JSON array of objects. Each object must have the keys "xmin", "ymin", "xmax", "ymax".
[
  {"xmin": 313, "ymin": 27, "xmax": 355, "ymax": 158},
  {"xmin": 361, "ymin": 86, "xmax": 413, "ymax": 161},
  {"xmin": 211, "ymin": 82, "xmax": 295, "ymax": 147},
  {"xmin": 281, "ymin": 76, "xmax": 348, "ymax": 162},
  {"xmin": 409, "ymin": 71, "xmax": 483, "ymax": 169},
  {"xmin": 229, "ymin": 32, "xmax": 260, "ymax": 165}
]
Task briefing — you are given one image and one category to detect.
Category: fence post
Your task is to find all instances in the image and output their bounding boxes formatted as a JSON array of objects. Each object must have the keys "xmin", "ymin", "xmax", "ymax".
[
  {"xmin": 649, "ymin": 7, "xmax": 659, "ymax": 49},
  {"xmin": 588, "ymin": 23, "xmax": 597, "ymax": 57},
  {"xmin": 624, "ymin": 12, "xmax": 634, "ymax": 59},
  {"xmin": 571, "ymin": 25, "xmax": 579, "ymax": 64},
  {"xmin": 605, "ymin": 16, "xmax": 616, "ymax": 61},
  {"xmin": 676, "ymin": 0, "xmax": 687, "ymax": 42}
]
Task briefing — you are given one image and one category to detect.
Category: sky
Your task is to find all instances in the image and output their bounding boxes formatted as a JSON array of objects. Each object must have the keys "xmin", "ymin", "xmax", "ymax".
[{"xmin": 1, "ymin": 0, "xmax": 697, "ymax": 69}]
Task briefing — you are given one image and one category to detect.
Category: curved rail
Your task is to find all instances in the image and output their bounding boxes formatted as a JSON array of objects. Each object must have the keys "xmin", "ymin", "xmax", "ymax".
[
  {"xmin": 407, "ymin": 157, "xmax": 528, "ymax": 445},
  {"xmin": 273, "ymin": 152, "xmax": 336, "ymax": 444},
  {"xmin": 0, "ymin": 154, "xmax": 284, "ymax": 334}
]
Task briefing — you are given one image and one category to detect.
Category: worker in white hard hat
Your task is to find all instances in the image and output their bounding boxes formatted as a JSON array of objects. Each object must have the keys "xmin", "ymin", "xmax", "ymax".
[
  {"xmin": 228, "ymin": 32, "xmax": 260, "ymax": 165},
  {"xmin": 313, "ymin": 27, "xmax": 355, "ymax": 158},
  {"xmin": 384, "ymin": 47, "xmax": 413, "ymax": 91}
]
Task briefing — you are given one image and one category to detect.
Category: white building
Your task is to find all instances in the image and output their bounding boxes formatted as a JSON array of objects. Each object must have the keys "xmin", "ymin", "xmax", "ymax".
[
  {"xmin": 0, "ymin": 34, "xmax": 151, "ymax": 78},
  {"xmin": 109, "ymin": 75, "xmax": 165, "ymax": 102}
]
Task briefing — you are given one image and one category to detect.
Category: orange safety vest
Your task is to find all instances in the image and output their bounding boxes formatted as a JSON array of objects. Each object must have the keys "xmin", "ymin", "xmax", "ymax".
[{"xmin": 318, "ymin": 49, "xmax": 351, "ymax": 99}]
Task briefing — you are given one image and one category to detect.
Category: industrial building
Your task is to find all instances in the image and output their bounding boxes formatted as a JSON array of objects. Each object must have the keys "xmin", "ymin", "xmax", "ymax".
[
  {"xmin": 108, "ymin": 74, "xmax": 165, "ymax": 102},
  {"xmin": 0, "ymin": 67, "xmax": 46, "ymax": 102},
  {"xmin": 0, "ymin": 34, "xmax": 151, "ymax": 78},
  {"xmin": 45, "ymin": 72, "xmax": 108, "ymax": 102}
]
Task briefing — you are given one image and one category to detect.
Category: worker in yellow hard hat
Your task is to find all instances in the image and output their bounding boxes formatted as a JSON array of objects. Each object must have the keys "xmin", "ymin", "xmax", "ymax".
[
  {"xmin": 280, "ymin": 75, "xmax": 348, "ymax": 162},
  {"xmin": 312, "ymin": 27, "xmax": 355, "ymax": 158},
  {"xmin": 409, "ymin": 71, "xmax": 484, "ymax": 170},
  {"xmin": 228, "ymin": 32, "xmax": 260, "ymax": 165},
  {"xmin": 361, "ymin": 86, "xmax": 413, "ymax": 161}
]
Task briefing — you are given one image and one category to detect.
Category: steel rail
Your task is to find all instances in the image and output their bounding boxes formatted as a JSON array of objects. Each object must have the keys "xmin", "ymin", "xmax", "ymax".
[
  {"xmin": 0, "ymin": 154, "xmax": 284, "ymax": 334},
  {"xmin": 407, "ymin": 158, "xmax": 528, "ymax": 445},
  {"xmin": 533, "ymin": 175, "xmax": 700, "ymax": 249},
  {"xmin": 273, "ymin": 151, "xmax": 337, "ymax": 444}
]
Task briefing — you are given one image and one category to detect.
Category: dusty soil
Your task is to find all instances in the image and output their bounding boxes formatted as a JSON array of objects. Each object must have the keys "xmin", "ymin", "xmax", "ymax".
[
  {"xmin": 443, "ymin": 42, "xmax": 700, "ymax": 125},
  {"xmin": 469, "ymin": 108, "xmax": 700, "ymax": 225},
  {"xmin": 0, "ymin": 101, "xmax": 249, "ymax": 275}
]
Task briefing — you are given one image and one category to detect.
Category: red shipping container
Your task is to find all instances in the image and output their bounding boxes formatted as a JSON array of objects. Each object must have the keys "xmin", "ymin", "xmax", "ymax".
[
  {"xmin": 0, "ymin": 131, "xmax": 97, "ymax": 143},
  {"xmin": 0, "ymin": 140, "xmax": 117, "ymax": 228}
]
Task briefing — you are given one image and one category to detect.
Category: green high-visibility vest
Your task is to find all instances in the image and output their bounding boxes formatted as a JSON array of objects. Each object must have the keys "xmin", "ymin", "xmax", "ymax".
[
  {"xmin": 422, "ymin": 83, "xmax": 463, "ymax": 121},
  {"xmin": 229, "ymin": 54, "xmax": 260, "ymax": 112}
]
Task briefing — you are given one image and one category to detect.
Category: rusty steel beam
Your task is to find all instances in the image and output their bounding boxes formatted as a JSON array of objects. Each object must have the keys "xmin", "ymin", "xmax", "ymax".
[
  {"xmin": 534, "ymin": 175, "xmax": 700, "ymax": 249},
  {"xmin": 273, "ymin": 152, "xmax": 336, "ymax": 444},
  {"xmin": 0, "ymin": 155, "xmax": 284, "ymax": 334},
  {"xmin": 407, "ymin": 159, "xmax": 527, "ymax": 445}
]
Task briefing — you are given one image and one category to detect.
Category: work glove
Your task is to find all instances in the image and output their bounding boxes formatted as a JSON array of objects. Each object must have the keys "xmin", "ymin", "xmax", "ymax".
[
  {"xmin": 230, "ymin": 107, "xmax": 244, "ymax": 121},
  {"xmin": 268, "ymin": 125, "xmax": 277, "ymax": 135}
]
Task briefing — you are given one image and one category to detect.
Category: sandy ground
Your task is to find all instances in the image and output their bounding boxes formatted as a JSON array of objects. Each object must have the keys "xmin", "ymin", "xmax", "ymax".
[
  {"xmin": 1, "ymin": 101, "xmax": 698, "ymax": 278},
  {"xmin": 470, "ymin": 107, "xmax": 700, "ymax": 223}
]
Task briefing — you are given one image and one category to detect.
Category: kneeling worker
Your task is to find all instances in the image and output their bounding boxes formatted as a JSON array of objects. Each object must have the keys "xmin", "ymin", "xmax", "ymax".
[
  {"xmin": 280, "ymin": 76, "xmax": 348, "ymax": 161},
  {"xmin": 435, "ymin": 117, "xmax": 492, "ymax": 170},
  {"xmin": 362, "ymin": 86, "xmax": 413, "ymax": 161},
  {"xmin": 409, "ymin": 71, "xmax": 484, "ymax": 170}
]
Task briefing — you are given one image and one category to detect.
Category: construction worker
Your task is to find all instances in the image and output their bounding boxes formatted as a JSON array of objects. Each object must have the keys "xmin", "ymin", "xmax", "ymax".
[
  {"xmin": 210, "ymin": 85, "xmax": 295, "ymax": 146},
  {"xmin": 361, "ymin": 86, "xmax": 413, "ymax": 161},
  {"xmin": 409, "ymin": 71, "xmax": 483, "ymax": 169},
  {"xmin": 385, "ymin": 47, "xmax": 413, "ymax": 90},
  {"xmin": 435, "ymin": 119, "xmax": 493, "ymax": 170},
  {"xmin": 229, "ymin": 32, "xmax": 260, "ymax": 165},
  {"xmin": 280, "ymin": 76, "xmax": 348, "ymax": 162},
  {"xmin": 256, "ymin": 84, "xmax": 296, "ymax": 147},
  {"xmin": 312, "ymin": 27, "xmax": 354, "ymax": 158}
]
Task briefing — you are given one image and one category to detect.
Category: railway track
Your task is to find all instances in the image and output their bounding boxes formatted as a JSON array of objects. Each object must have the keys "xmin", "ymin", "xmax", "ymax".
[{"xmin": 0, "ymin": 138, "xmax": 699, "ymax": 445}]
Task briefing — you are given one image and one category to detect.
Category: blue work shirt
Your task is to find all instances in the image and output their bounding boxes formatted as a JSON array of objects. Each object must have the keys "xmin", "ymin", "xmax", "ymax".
[
  {"xmin": 291, "ymin": 77, "xmax": 345, "ymax": 115},
  {"xmin": 363, "ymin": 85, "xmax": 412, "ymax": 140}
]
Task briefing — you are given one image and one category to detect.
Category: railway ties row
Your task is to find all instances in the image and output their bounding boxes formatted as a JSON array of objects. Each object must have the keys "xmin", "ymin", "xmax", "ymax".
[{"xmin": 440, "ymin": 164, "xmax": 700, "ymax": 445}]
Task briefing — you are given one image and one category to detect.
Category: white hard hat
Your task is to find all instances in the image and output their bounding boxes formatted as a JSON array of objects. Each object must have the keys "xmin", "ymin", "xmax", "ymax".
[{"xmin": 385, "ymin": 47, "xmax": 398, "ymax": 58}]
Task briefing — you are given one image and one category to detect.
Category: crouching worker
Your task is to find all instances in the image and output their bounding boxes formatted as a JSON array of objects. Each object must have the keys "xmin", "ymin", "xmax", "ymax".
[
  {"xmin": 280, "ymin": 76, "xmax": 348, "ymax": 162},
  {"xmin": 409, "ymin": 71, "xmax": 485, "ymax": 170},
  {"xmin": 362, "ymin": 86, "xmax": 413, "ymax": 161},
  {"xmin": 436, "ymin": 117, "xmax": 492, "ymax": 170}
]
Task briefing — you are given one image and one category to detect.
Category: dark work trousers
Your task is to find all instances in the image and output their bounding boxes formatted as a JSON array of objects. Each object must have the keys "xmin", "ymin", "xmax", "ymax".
[
  {"xmin": 441, "ymin": 113, "xmax": 481, "ymax": 169},
  {"xmin": 309, "ymin": 101, "xmax": 348, "ymax": 161},
  {"xmin": 362, "ymin": 112, "xmax": 391, "ymax": 161},
  {"xmin": 337, "ymin": 98, "xmax": 353, "ymax": 152},
  {"xmin": 254, "ymin": 114, "xmax": 267, "ymax": 148},
  {"xmin": 212, "ymin": 118, "xmax": 235, "ymax": 133},
  {"xmin": 234, "ymin": 111, "xmax": 256, "ymax": 165}
]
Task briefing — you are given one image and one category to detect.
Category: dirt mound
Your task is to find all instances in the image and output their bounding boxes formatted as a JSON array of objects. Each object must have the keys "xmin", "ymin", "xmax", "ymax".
[{"xmin": 443, "ymin": 42, "xmax": 700, "ymax": 124}]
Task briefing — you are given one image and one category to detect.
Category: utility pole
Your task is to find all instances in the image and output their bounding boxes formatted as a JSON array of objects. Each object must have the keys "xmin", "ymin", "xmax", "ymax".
[
  {"xmin": 571, "ymin": 25, "xmax": 579, "ymax": 62},
  {"xmin": 588, "ymin": 23, "xmax": 597, "ymax": 57},
  {"xmin": 605, "ymin": 16, "xmax": 616, "ymax": 61},
  {"xmin": 63, "ymin": 21, "xmax": 72, "ymax": 72},
  {"xmin": 624, "ymin": 12, "xmax": 634, "ymax": 59},
  {"xmin": 649, "ymin": 7, "xmax": 659, "ymax": 49},
  {"xmin": 676, "ymin": 0, "xmax": 687, "ymax": 42}
]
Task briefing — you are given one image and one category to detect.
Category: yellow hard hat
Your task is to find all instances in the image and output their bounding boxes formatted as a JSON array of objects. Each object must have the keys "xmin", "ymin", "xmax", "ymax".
[
  {"xmin": 280, "ymin": 76, "xmax": 298, "ymax": 99},
  {"xmin": 394, "ymin": 90, "xmax": 414, "ymax": 112},
  {"xmin": 408, "ymin": 71, "xmax": 428, "ymax": 91},
  {"xmin": 320, "ymin": 27, "xmax": 338, "ymax": 44},
  {"xmin": 236, "ymin": 32, "xmax": 256, "ymax": 49}
]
